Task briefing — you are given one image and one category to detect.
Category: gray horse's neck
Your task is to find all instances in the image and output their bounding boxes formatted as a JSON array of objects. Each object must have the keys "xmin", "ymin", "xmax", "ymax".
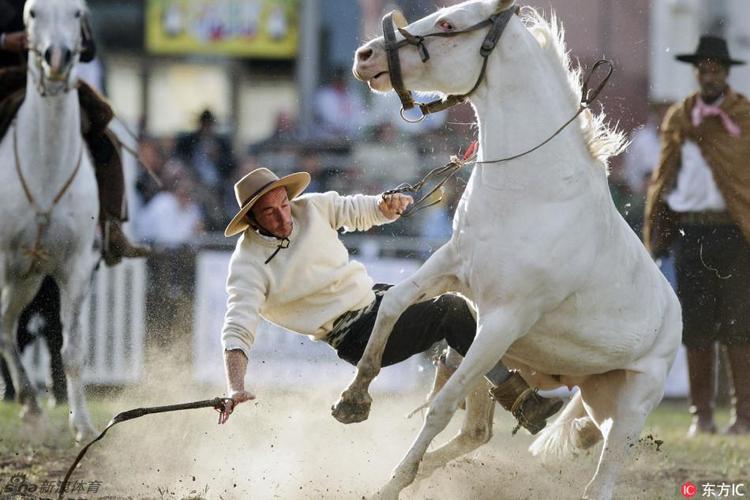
[{"xmin": 17, "ymin": 71, "xmax": 82, "ymax": 204}]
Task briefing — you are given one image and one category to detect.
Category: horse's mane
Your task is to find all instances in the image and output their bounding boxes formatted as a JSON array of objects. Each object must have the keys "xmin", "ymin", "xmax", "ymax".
[{"xmin": 520, "ymin": 7, "xmax": 627, "ymax": 169}]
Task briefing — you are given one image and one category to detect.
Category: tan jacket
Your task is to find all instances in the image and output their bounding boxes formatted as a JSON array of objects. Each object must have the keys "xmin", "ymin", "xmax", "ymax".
[{"xmin": 643, "ymin": 89, "xmax": 750, "ymax": 255}]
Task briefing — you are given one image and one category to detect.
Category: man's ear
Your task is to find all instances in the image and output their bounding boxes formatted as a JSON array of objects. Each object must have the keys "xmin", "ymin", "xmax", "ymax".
[{"xmin": 246, "ymin": 212, "xmax": 258, "ymax": 229}]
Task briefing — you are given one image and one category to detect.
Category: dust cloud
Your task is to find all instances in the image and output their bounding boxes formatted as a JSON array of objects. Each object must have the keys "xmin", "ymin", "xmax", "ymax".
[{"xmin": 61, "ymin": 347, "xmax": 673, "ymax": 499}]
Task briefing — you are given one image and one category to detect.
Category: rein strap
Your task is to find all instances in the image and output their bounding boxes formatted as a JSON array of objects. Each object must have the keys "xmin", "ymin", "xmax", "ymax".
[{"xmin": 58, "ymin": 397, "xmax": 232, "ymax": 500}]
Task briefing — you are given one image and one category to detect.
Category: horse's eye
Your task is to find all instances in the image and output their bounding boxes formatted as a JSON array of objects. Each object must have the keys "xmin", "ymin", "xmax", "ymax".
[
  {"xmin": 29, "ymin": 9, "xmax": 36, "ymax": 18},
  {"xmin": 74, "ymin": 10, "xmax": 81, "ymax": 18},
  {"xmin": 437, "ymin": 19, "xmax": 454, "ymax": 31}
]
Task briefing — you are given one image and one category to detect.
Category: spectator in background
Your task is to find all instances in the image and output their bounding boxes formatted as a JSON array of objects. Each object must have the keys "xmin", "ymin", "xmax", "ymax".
[
  {"xmin": 621, "ymin": 102, "xmax": 676, "ymax": 286},
  {"xmin": 135, "ymin": 137, "xmax": 168, "ymax": 206},
  {"xmin": 298, "ymin": 149, "xmax": 326, "ymax": 192},
  {"xmin": 623, "ymin": 103, "xmax": 671, "ymax": 198},
  {"xmin": 621, "ymin": 102, "xmax": 671, "ymax": 230},
  {"xmin": 176, "ymin": 109, "xmax": 234, "ymax": 230},
  {"xmin": 136, "ymin": 161, "xmax": 204, "ymax": 248},
  {"xmin": 137, "ymin": 162, "xmax": 204, "ymax": 347},
  {"xmin": 314, "ymin": 67, "xmax": 365, "ymax": 139},
  {"xmin": 643, "ymin": 35, "xmax": 750, "ymax": 436}
]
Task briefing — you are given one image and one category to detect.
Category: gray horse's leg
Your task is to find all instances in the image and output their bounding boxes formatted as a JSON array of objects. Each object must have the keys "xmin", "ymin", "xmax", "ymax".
[
  {"xmin": 418, "ymin": 376, "xmax": 495, "ymax": 479},
  {"xmin": 376, "ymin": 304, "xmax": 539, "ymax": 499},
  {"xmin": 1, "ymin": 277, "xmax": 45, "ymax": 419},
  {"xmin": 56, "ymin": 260, "xmax": 97, "ymax": 442}
]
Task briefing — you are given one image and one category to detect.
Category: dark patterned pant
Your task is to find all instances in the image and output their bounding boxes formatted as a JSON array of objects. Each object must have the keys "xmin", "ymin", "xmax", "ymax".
[
  {"xmin": 326, "ymin": 284, "xmax": 477, "ymax": 367},
  {"xmin": 674, "ymin": 224, "xmax": 750, "ymax": 348}
]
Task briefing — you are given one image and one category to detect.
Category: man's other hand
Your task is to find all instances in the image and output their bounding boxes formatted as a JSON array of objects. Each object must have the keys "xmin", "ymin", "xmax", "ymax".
[{"xmin": 379, "ymin": 193, "xmax": 413, "ymax": 220}]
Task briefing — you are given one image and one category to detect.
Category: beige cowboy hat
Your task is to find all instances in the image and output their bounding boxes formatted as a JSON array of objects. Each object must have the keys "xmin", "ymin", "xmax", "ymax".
[{"xmin": 225, "ymin": 167, "xmax": 310, "ymax": 237}]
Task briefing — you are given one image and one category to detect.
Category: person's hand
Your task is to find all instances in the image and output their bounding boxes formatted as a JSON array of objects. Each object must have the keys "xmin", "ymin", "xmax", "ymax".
[
  {"xmin": 1, "ymin": 31, "xmax": 27, "ymax": 53},
  {"xmin": 216, "ymin": 389, "xmax": 255, "ymax": 425},
  {"xmin": 379, "ymin": 193, "xmax": 413, "ymax": 220}
]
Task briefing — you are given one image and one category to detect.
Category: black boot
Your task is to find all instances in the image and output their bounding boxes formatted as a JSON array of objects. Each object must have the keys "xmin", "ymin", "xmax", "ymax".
[
  {"xmin": 489, "ymin": 371, "xmax": 564, "ymax": 434},
  {"xmin": 725, "ymin": 343, "xmax": 750, "ymax": 435},
  {"xmin": 686, "ymin": 345, "xmax": 717, "ymax": 437},
  {"xmin": 102, "ymin": 219, "xmax": 151, "ymax": 267}
]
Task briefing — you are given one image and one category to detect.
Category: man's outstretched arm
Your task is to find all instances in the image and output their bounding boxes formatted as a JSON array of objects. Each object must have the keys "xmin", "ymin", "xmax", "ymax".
[{"xmin": 218, "ymin": 349, "xmax": 255, "ymax": 424}]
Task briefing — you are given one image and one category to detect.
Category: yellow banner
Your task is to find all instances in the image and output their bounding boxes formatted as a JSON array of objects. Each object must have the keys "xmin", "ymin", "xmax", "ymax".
[{"xmin": 146, "ymin": 0, "xmax": 298, "ymax": 58}]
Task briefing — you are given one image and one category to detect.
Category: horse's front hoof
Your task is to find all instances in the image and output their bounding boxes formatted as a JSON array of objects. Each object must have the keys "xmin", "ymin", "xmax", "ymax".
[
  {"xmin": 74, "ymin": 425, "xmax": 97, "ymax": 444},
  {"xmin": 331, "ymin": 390, "xmax": 372, "ymax": 424},
  {"xmin": 19, "ymin": 398, "xmax": 42, "ymax": 421}
]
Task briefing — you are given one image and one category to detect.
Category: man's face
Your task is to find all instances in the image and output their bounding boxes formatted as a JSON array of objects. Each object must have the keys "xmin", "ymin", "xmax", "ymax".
[
  {"xmin": 696, "ymin": 58, "xmax": 729, "ymax": 103},
  {"xmin": 250, "ymin": 187, "xmax": 292, "ymax": 238}
]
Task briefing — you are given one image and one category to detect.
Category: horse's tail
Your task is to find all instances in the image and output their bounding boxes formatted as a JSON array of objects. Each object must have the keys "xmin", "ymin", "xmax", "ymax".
[{"xmin": 528, "ymin": 390, "xmax": 601, "ymax": 460}]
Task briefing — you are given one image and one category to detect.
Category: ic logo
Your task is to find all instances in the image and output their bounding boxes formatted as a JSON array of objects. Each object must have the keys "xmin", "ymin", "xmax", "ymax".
[{"xmin": 681, "ymin": 481, "xmax": 698, "ymax": 498}]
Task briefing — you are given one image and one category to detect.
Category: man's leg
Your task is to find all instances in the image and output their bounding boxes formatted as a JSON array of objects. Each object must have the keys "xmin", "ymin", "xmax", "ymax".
[
  {"xmin": 77, "ymin": 82, "xmax": 150, "ymax": 266},
  {"xmin": 333, "ymin": 288, "xmax": 563, "ymax": 434},
  {"xmin": 401, "ymin": 293, "xmax": 562, "ymax": 434},
  {"xmin": 725, "ymin": 342, "xmax": 750, "ymax": 434},
  {"xmin": 674, "ymin": 225, "xmax": 720, "ymax": 436},
  {"xmin": 0, "ymin": 66, "xmax": 28, "ymax": 149}
]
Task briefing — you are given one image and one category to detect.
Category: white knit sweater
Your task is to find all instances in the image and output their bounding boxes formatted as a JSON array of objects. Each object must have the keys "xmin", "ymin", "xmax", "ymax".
[{"xmin": 221, "ymin": 191, "xmax": 393, "ymax": 359}]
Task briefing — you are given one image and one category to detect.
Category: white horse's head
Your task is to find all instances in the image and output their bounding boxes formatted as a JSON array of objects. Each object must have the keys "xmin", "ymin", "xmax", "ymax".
[
  {"xmin": 24, "ymin": 0, "xmax": 88, "ymax": 95},
  {"xmin": 354, "ymin": 0, "xmax": 515, "ymax": 97}
]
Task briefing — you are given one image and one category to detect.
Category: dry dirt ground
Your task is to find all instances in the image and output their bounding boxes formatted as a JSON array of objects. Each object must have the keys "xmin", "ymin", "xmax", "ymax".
[{"xmin": 1, "ymin": 357, "xmax": 748, "ymax": 500}]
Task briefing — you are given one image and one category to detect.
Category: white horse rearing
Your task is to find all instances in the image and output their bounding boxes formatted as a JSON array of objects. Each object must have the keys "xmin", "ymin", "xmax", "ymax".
[
  {"xmin": 0, "ymin": 0, "xmax": 99, "ymax": 440},
  {"xmin": 332, "ymin": 1, "xmax": 682, "ymax": 499}
]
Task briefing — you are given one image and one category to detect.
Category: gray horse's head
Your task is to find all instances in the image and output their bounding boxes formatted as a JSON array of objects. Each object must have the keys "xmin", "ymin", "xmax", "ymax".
[{"xmin": 24, "ymin": 0, "xmax": 88, "ymax": 94}]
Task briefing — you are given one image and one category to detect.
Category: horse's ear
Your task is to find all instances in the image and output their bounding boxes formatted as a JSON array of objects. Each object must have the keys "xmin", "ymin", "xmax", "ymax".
[{"xmin": 492, "ymin": 0, "xmax": 516, "ymax": 14}]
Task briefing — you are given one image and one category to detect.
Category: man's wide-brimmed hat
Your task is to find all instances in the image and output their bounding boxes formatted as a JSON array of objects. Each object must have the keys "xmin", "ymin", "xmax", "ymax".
[
  {"xmin": 675, "ymin": 35, "xmax": 745, "ymax": 66},
  {"xmin": 225, "ymin": 167, "xmax": 310, "ymax": 237}
]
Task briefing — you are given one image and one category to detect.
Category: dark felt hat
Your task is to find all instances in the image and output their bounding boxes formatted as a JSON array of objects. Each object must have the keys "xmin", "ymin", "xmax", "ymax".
[{"xmin": 675, "ymin": 35, "xmax": 745, "ymax": 66}]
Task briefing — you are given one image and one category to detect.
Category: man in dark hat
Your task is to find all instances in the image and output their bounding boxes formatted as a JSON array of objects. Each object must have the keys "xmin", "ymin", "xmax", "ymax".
[{"xmin": 643, "ymin": 35, "xmax": 750, "ymax": 436}]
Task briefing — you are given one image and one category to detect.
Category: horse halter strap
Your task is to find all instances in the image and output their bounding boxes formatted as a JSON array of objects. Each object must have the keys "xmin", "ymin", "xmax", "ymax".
[
  {"xmin": 13, "ymin": 121, "xmax": 83, "ymax": 276},
  {"xmin": 382, "ymin": 7, "xmax": 517, "ymax": 122}
]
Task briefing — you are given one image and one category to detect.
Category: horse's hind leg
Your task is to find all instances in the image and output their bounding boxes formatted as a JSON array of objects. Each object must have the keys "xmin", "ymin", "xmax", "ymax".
[
  {"xmin": 377, "ymin": 305, "xmax": 537, "ymax": 499},
  {"xmin": 56, "ymin": 266, "xmax": 96, "ymax": 442},
  {"xmin": 577, "ymin": 364, "xmax": 668, "ymax": 500},
  {"xmin": 332, "ymin": 242, "xmax": 461, "ymax": 424},
  {"xmin": 0, "ymin": 278, "xmax": 45, "ymax": 419},
  {"xmin": 418, "ymin": 377, "xmax": 494, "ymax": 479}
]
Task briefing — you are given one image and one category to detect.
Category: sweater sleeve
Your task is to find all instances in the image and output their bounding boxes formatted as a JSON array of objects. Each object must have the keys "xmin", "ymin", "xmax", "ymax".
[
  {"xmin": 312, "ymin": 191, "xmax": 393, "ymax": 232},
  {"xmin": 221, "ymin": 237, "xmax": 267, "ymax": 359}
]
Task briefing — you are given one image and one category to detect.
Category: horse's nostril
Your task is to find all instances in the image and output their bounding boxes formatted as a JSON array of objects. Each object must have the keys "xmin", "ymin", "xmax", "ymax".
[
  {"xmin": 357, "ymin": 47, "xmax": 373, "ymax": 62},
  {"xmin": 43, "ymin": 47, "xmax": 53, "ymax": 65},
  {"xmin": 61, "ymin": 48, "xmax": 72, "ymax": 66}
]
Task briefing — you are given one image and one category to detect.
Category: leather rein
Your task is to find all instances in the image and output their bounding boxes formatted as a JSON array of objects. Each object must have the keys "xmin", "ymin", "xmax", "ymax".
[
  {"xmin": 58, "ymin": 397, "xmax": 232, "ymax": 500},
  {"xmin": 382, "ymin": 7, "xmax": 516, "ymax": 122},
  {"xmin": 386, "ymin": 60, "xmax": 613, "ymax": 217}
]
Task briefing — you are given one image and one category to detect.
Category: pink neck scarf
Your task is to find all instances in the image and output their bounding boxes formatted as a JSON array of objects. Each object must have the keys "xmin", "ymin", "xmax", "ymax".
[{"xmin": 692, "ymin": 97, "xmax": 742, "ymax": 137}]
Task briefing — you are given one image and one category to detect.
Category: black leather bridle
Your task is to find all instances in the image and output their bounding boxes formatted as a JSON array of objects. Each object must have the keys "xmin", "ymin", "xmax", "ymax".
[{"xmin": 382, "ymin": 6, "xmax": 517, "ymax": 122}]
